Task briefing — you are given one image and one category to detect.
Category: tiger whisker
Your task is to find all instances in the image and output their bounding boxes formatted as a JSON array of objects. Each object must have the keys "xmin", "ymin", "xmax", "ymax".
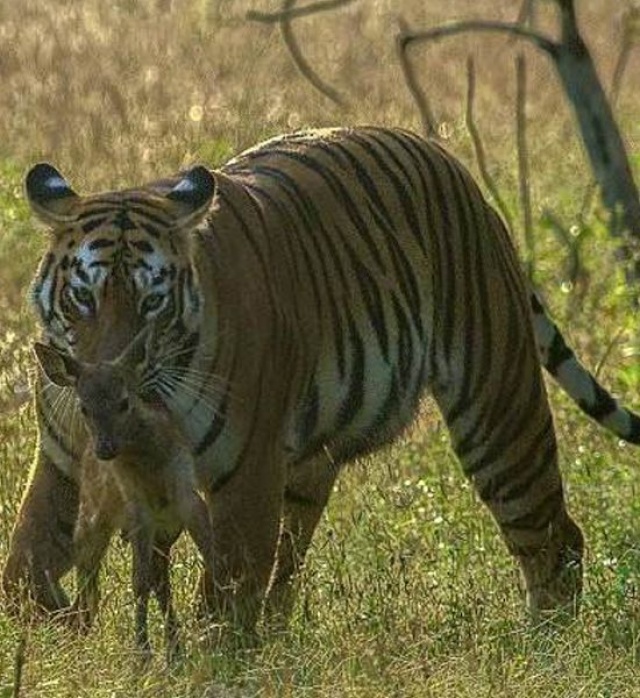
[
  {"xmin": 157, "ymin": 367, "xmax": 230, "ymax": 395},
  {"xmin": 157, "ymin": 366, "xmax": 234, "ymax": 397},
  {"xmin": 153, "ymin": 372, "xmax": 229, "ymax": 407},
  {"xmin": 154, "ymin": 374, "xmax": 224, "ymax": 413}
]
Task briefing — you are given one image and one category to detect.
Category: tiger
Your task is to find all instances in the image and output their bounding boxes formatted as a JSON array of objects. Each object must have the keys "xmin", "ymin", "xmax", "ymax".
[{"xmin": 4, "ymin": 126, "xmax": 640, "ymax": 627}]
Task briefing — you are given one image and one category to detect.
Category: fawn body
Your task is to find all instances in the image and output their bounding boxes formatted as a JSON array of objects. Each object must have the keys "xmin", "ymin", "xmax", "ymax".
[{"xmin": 34, "ymin": 335, "xmax": 215, "ymax": 662}]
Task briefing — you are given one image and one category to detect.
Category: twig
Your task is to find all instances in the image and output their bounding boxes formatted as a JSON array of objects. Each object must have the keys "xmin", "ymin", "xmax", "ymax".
[
  {"xmin": 248, "ymin": 0, "xmax": 347, "ymax": 107},
  {"xmin": 464, "ymin": 56, "xmax": 514, "ymax": 234},
  {"xmin": 541, "ymin": 209, "xmax": 583, "ymax": 286},
  {"xmin": 610, "ymin": 5, "xmax": 639, "ymax": 109},
  {"xmin": 246, "ymin": 0, "xmax": 355, "ymax": 23},
  {"xmin": 395, "ymin": 17, "xmax": 438, "ymax": 138},
  {"xmin": 398, "ymin": 2, "xmax": 640, "ymax": 284},
  {"xmin": 579, "ymin": 6, "xmax": 638, "ymax": 225},
  {"xmin": 594, "ymin": 327, "xmax": 626, "ymax": 379},
  {"xmin": 516, "ymin": 0, "xmax": 537, "ymax": 28},
  {"xmin": 13, "ymin": 634, "xmax": 26, "ymax": 698},
  {"xmin": 516, "ymin": 53, "xmax": 534, "ymax": 277},
  {"xmin": 398, "ymin": 20, "xmax": 558, "ymax": 57}
]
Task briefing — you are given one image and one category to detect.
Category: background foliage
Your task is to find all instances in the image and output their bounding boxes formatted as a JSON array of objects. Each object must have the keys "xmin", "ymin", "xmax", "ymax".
[{"xmin": 1, "ymin": 1, "xmax": 640, "ymax": 695}]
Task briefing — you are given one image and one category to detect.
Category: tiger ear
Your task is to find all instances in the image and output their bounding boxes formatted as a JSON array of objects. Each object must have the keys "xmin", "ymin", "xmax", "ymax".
[
  {"xmin": 33, "ymin": 342, "xmax": 81, "ymax": 388},
  {"xmin": 25, "ymin": 163, "xmax": 80, "ymax": 226},
  {"xmin": 165, "ymin": 166, "xmax": 216, "ymax": 227}
]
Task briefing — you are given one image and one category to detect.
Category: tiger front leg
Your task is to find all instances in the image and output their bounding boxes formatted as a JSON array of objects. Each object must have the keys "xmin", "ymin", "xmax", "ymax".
[
  {"xmin": 202, "ymin": 447, "xmax": 287, "ymax": 632},
  {"xmin": 269, "ymin": 453, "xmax": 340, "ymax": 623},
  {"xmin": 2, "ymin": 451, "xmax": 79, "ymax": 618}
]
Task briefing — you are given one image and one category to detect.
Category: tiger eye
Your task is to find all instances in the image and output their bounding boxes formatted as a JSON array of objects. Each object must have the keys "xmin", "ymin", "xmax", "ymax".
[{"xmin": 141, "ymin": 294, "xmax": 164, "ymax": 315}]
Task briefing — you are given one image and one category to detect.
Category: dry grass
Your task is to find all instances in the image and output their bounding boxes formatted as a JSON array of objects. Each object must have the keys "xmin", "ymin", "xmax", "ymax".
[{"xmin": 1, "ymin": 1, "xmax": 640, "ymax": 695}]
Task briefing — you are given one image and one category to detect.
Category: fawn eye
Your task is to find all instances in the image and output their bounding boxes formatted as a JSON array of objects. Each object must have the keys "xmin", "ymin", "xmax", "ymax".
[
  {"xmin": 80, "ymin": 404, "xmax": 88, "ymax": 417},
  {"xmin": 118, "ymin": 397, "xmax": 130, "ymax": 413}
]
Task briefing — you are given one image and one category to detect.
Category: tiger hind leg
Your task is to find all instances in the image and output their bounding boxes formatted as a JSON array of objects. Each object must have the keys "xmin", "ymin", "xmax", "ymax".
[{"xmin": 434, "ymin": 374, "xmax": 584, "ymax": 621}]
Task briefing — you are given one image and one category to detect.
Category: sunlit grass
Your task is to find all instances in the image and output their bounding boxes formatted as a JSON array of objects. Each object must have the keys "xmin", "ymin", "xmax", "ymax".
[{"xmin": 1, "ymin": 0, "xmax": 640, "ymax": 695}]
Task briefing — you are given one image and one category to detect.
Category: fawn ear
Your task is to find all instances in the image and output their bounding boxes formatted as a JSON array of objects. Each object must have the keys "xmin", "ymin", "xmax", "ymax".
[{"xmin": 33, "ymin": 342, "xmax": 81, "ymax": 388}]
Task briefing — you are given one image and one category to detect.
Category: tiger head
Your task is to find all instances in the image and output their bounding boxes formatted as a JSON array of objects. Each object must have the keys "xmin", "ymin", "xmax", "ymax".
[{"xmin": 25, "ymin": 163, "xmax": 217, "ymax": 363}]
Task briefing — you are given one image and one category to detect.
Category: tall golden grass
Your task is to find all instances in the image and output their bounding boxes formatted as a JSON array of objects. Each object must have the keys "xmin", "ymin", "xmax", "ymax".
[{"xmin": 1, "ymin": 2, "xmax": 640, "ymax": 695}]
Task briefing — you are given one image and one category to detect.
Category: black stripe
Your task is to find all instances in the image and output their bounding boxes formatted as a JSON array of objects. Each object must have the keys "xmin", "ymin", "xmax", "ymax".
[
  {"xmin": 382, "ymin": 223, "xmax": 424, "ymax": 341},
  {"xmin": 349, "ymin": 132, "xmax": 428, "ymax": 257},
  {"xmin": 88, "ymin": 237, "xmax": 116, "ymax": 250},
  {"xmin": 500, "ymin": 487, "xmax": 564, "ymax": 533},
  {"xmin": 259, "ymin": 155, "xmax": 386, "ymax": 273},
  {"xmin": 250, "ymin": 168, "xmax": 346, "ymax": 369},
  {"xmin": 350, "ymin": 252, "xmax": 389, "ymax": 362},
  {"xmin": 475, "ymin": 416, "xmax": 555, "ymax": 503},
  {"xmin": 194, "ymin": 391, "xmax": 229, "ymax": 456},
  {"xmin": 391, "ymin": 295, "xmax": 413, "ymax": 390},
  {"xmin": 334, "ymin": 311, "xmax": 366, "ymax": 431},
  {"xmin": 297, "ymin": 382, "xmax": 320, "ymax": 446},
  {"xmin": 82, "ymin": 218, "xmax": 109, "ymax": 234},
  {"xmin": 545, "ymin": 330, "xmax": 575, "ymax": 374},
  {"xmin": 365, "ymin": 372, "xmax": 401, "ymax": 438},
  {"xmin": 131, "ymin": 239, "xmax": 154, "ymax": 253},
  {"xmin": 137, "ymin": 222, "xmax": 161, "ymax": 239},
  {"xmin": 458, "ymin": 371, "xmax": 547, "ymax": 477},
  {"xmin": 577, "ymin": 378, "xmax": 618, "ymax": 419},
  {"xmin": 115, "ymin": 210, "xmax": 136, "ymax": 231}
]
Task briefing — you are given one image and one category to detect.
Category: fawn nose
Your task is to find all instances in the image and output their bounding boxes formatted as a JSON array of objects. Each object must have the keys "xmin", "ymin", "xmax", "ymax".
[{"xmin": 95, "ymin": 436, "xmax": 118, "ymax": 461}]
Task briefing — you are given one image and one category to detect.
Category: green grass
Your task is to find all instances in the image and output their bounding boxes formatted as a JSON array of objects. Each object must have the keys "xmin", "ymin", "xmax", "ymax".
[{"xmin": 1, "ymin": 0, "xmax": 640, "ymax": 695}]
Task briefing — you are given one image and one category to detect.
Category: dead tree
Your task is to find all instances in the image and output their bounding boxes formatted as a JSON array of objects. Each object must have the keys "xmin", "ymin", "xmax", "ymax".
[{"xmin": 397, "ymin": 0, "xmax": 640, "ymax": 277}]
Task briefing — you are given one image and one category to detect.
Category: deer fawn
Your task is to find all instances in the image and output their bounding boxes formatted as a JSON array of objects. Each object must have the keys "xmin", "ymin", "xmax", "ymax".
[{"xmin": 34, "ymin": 329, "xmax": 215, "ymax": 663}]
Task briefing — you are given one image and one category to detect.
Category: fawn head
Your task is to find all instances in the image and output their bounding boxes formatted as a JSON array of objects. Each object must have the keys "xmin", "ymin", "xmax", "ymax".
[{"xmin": 34, "ymin": 326, "xmax": 154, "ymax": 460}]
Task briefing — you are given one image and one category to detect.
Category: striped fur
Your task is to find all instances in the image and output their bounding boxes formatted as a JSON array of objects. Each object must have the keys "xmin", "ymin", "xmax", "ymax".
[{"xmin": 6, "ymin": 126, "xmax": 640, "ymax": 623}]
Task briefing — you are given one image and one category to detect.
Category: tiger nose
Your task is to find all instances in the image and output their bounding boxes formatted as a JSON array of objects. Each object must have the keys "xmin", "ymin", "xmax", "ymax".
[{"xmin": 95, "ymin": 437, "xmax": 118, "ymax": 461}]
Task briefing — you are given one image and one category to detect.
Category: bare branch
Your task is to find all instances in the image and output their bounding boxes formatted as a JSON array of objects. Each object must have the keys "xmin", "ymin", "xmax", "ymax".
[
  {"xmin": 246, "ymin": 0, "xmax": 355, "ymax": 23},
  {"xmin": 594, "ymin": 327, "xmax": 626, "ymax": 379},
  {"xmin": 545, "ymin": 0, "xmax": 640, "ymax": 250},
  {"xmin": 464, "ymin": 56, "xmax": 514, "ymax": 235},
  {"xmin": 398, "ymin": 20, "xmax": 558, "ymax": 56},
  {"xmin": 516, "ymin": 0, "xmax": 537, "ymax": 28},
  {"xmin": 396, "ymin": 17, "xmax": 438, "ymax": 138},
  {"xmin": 248, "ymin": 0, "xmax": 347, "ymax": 107},
  {"xmin": 399, "ymin": 1, "xmax": 640, "ymax": 280},
  {"xmin": 516, "ymin": 53, "xmax": 534, "ymax": 278},
  {"xmin": 610, "ymin": 6, "xmax": 640, "ymax": 108},
  {"xmin": 541, "ymin": 209, "xmax": 584, "ymax": 288}
]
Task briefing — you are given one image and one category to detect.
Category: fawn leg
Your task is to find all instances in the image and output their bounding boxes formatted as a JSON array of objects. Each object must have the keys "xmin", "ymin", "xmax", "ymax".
[
  {"xmin": 72, "ymin": 501, "xmax": 115, "ymax": 632},
  {"xmin": 129, "ymin": 507, "xmax": 154, "ymax": 662},
  {"xmin": 150, "ymin": 530, "xmax": 183, "ymax": 665}
]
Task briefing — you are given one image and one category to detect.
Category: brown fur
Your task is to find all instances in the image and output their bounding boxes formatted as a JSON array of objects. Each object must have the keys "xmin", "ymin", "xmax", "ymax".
[{"xmin": 33, "ymin": 340, "xmax": 215, "ymax": 662}]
